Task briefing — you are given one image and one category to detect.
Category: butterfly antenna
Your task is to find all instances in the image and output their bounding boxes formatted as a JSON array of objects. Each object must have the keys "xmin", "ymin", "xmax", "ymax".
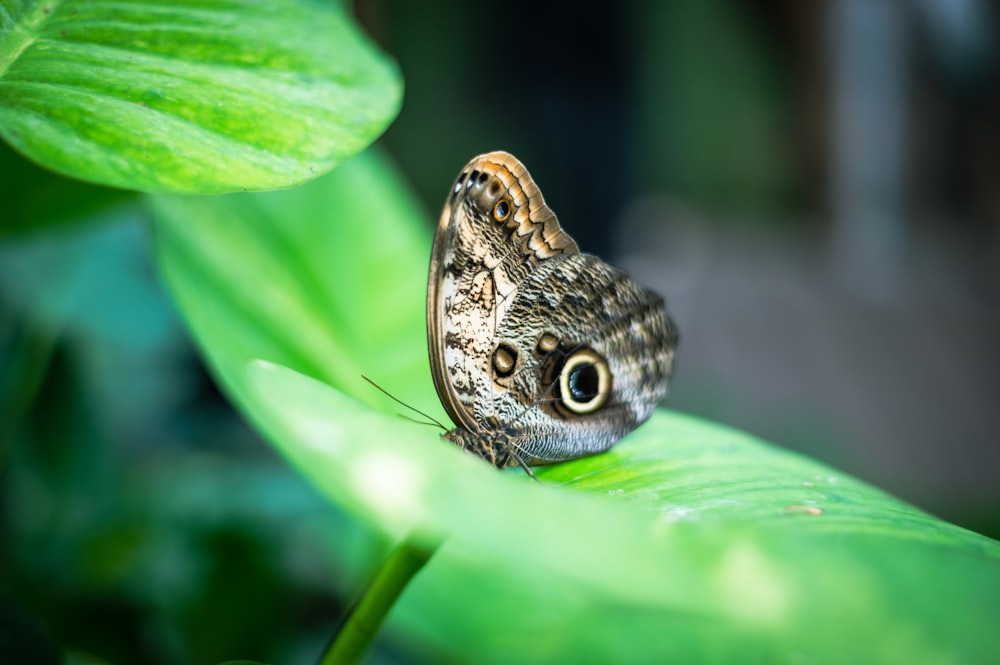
[{"xmin": 361, "ymin": 375, "xmax": 449, "ymax": 432}]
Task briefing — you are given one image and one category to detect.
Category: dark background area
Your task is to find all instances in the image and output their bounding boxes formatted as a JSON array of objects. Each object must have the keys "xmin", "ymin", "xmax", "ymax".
[{"xmin": 2, "ymin": 1, "xmax": 998, "ymax": 664}]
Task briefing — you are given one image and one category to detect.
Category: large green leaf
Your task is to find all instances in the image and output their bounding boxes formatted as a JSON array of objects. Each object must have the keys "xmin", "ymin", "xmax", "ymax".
[
  {"xmin": 152, "ymin": 149, "xmax": 1000, "ymax": 663},
  {"xmin": 150, "ymin": 148, "xmax": 436, "ymax": 415},
  {"xmin": 0, "ymin": 0, "xmax": 400, "ymax": 194},
  {"xmin": 242, "ymin": 362, "xmax": 1000, "ymax": 664}
]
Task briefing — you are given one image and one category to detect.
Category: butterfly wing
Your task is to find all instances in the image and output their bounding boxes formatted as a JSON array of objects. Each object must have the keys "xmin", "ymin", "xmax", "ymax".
[
  {"xmin": 491, "ymin": 252, "xmax": 677, "ymax": 463},
  {"xmin": 427, "ymin": 151, "xmax": 578, "ymax": 440},
  {"xmin": 427, "ymin": 151, "xmax": 676, "ymax": 467}
]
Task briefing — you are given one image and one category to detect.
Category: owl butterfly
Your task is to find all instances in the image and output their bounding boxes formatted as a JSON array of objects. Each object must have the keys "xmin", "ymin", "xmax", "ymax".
[{"xmin": 427, "ymin": 151, "xmax": 677, "ymax": 471}]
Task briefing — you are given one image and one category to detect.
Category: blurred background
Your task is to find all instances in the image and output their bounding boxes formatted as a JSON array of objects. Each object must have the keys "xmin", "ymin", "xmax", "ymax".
[{"xmin": 2, "ymin": 0, "xmax": 998, "ymax": 663}]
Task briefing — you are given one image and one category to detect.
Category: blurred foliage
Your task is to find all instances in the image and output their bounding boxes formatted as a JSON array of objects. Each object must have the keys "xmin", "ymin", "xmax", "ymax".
[
  {"xmin": 635, "ymin": 0, "xmax": 801, "ymax": 211},
  {"xmin": 376, "ymin": 0, "xmax": 808, "ymax": 243},
  {"xmin": 0, "ymin": 142, "xmax": 135, "ymax": 239},
  {"xmin": 0, "ymin": 181, "xmax": 394, "ymax": 663}
]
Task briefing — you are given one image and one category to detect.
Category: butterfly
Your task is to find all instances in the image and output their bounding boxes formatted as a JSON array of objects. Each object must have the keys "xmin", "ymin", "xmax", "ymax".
[{"xmin": 426, "ymin": 151, "xmax": 677, "ymax": 470}]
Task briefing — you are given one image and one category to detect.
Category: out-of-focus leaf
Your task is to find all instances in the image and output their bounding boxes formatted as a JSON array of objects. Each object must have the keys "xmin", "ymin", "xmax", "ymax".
[
  {"xmin": 0, "ymin": 0, "xmax": 401, "ymax": 195},
  {"xmin": 0, "ymin": 599, "xmax": 62, "ymax": 665},
  {"xmin": 0, "ymin": 211, "xmax": 187, "ymax": 444},
  {"xmin": 150, "ymin": 149, "xmax": 434, "ymax": 414},
  {"xmin": 0, "ymin": 142, "xmax": 134, "ymax": 238}
]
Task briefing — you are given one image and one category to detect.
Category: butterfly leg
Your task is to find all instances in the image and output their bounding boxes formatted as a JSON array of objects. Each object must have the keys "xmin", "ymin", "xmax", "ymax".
[{"xmin": 508, "ymin": 449, "xmax": 540, "ymax": 482}]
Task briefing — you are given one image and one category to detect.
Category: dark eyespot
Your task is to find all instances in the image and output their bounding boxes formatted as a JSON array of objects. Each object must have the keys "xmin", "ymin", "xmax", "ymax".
[
  {"xmin": 477, "ymin": 171, "xmax": 488, "ymax": 185},
  {"xmin": 493, "ymin": 199, "xmax": 511, "ymax": 222},
  {"xmin": 558, "ymin": 349, "xmax": 611, "ymax": 414},
  {"xmin": 568, "ymin": 363, "xmax": 600, "ymax": 403}
]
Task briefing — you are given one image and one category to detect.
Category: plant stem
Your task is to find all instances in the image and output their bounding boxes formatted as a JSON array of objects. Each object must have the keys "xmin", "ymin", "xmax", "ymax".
[{"xmin": 318, "ymin": 534, "xmax": 439, "ymax": 665}]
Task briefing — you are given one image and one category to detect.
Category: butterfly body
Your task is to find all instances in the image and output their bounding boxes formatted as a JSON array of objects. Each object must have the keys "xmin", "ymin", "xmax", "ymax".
[{"xmin": 427, "ymin": 152, "xmax": 677, "ymax": 468}]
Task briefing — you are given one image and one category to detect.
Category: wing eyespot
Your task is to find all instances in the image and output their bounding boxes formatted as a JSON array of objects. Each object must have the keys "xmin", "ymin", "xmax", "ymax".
[
  {"xmin": 493, "ymin": 198, "xmax": 512, "ymax": 223},
  {"xmin": 558, "ymin": 349, "xmax": 611, "ymax": 414},
  {"xmin": 536, "ymin": 332, "xmax": 559, "ymax": 354},
  {"xmin": 492, "ymin": 342, "xmax": 518, "ymax": 378}
]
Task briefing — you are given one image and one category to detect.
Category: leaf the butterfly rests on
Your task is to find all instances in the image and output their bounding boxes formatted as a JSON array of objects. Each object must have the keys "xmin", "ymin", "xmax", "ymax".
[{"xmin": 427, "ymin": 152, "xmax": 678, "ymax": 468}]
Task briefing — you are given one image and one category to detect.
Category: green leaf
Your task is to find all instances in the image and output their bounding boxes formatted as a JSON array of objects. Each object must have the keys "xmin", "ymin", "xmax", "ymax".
[
  {"xmin": 0, "ymin": 0, "xmax": 400, "ymax": 194},
  {"xmin": 241, "ymin": 362, "xmax": 1000, "ymax": 663},
  {"xmin": 150, "ymin": 148, "xmax": 438, "ymax": 417},
  {"xmin": 152, "ymin": 149, "xmax": 1000, "ymax": 663}
]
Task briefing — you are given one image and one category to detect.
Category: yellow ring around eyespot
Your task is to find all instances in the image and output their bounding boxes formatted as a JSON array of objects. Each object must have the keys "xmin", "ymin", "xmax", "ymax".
[
  {"xmin": 493, "ymin": 198, "xmax": 512, "ymax": 222},
  {"xmin": 558, "ymin": 349, "xmax": 611, "ymax": 414}
]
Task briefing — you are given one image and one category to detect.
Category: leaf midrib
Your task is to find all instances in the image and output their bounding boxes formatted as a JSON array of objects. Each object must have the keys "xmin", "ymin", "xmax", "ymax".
[{"xmin": 0, "ymin": 0, "xmax": 66, "ymax": 77}]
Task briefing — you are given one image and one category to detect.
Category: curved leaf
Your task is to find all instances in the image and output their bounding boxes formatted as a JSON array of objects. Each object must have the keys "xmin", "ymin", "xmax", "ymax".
[
  {"xmin": 0, "ymin": 0, "xmax": 400, "ymax": 194},
  {"xmin": 150, "ymin": 148, "xmax": 436, "ymax": 414},
  {"xmin": 242, "ymin": 361, "xmax": 1000, "ymax": 664},
  {"xmin": 152, "ymin": 148, "xmax": 1000, "ymax": 663}
]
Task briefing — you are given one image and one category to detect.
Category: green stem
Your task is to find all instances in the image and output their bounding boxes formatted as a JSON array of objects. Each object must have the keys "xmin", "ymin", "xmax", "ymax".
[{"xmin": 319, "ymin": 534, "xmax": 440, "ymax": 665}]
